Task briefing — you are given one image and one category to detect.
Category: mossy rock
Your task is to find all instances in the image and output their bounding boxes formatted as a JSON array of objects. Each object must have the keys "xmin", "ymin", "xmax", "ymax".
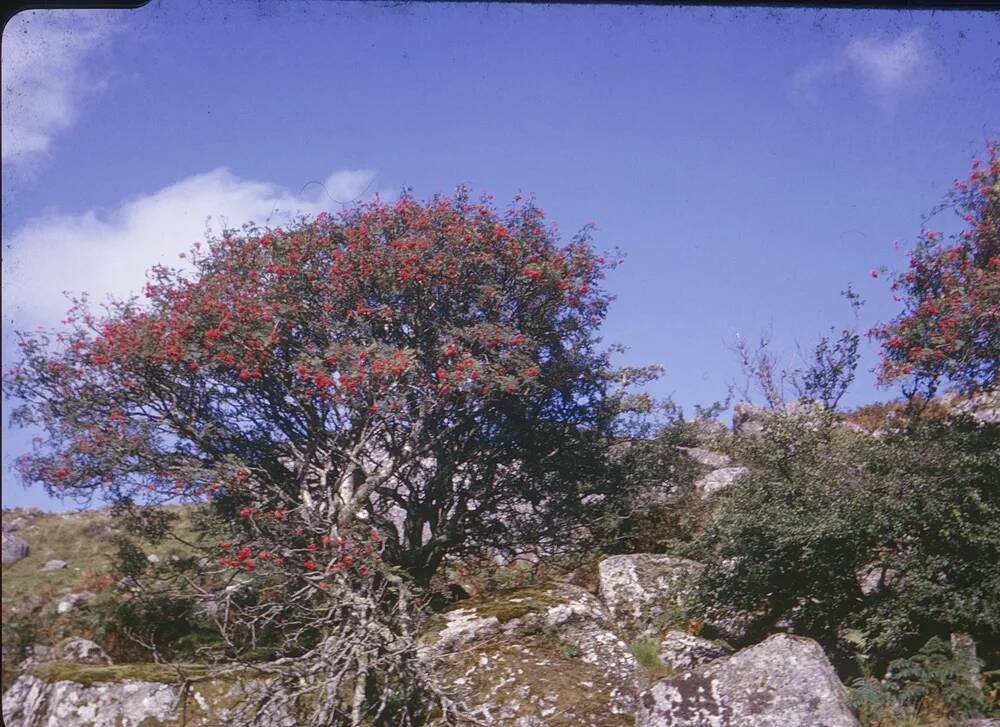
[
  {"xmin": 425, "ymin": 581, "xmax": 641, "ymax": 725},
  {"xmin": 445, "ymin": 585, "xmax": 567, "ymax": 624},
  {"xmin": 435, "ymin": 632, "xmax": 636, "ymax": 726}
]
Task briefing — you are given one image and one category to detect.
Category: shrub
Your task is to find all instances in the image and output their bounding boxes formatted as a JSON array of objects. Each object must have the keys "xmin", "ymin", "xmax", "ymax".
[{"xmin": 690, "ymin": 409, "xmax": 1000, "ymax": 676}]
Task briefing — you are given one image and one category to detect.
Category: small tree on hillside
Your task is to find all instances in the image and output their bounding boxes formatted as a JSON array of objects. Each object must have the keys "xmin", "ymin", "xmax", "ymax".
[
  {"xmin": 4, "ymin": 189, "xmax": 632, "ymax": 723},
  {"xmin": 871, "ymin": 141, "xmax": 1000, "ymax": 398}
]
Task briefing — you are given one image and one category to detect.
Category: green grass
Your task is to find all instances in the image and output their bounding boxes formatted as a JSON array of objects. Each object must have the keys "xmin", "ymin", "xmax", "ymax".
[
  {"xmin": 2, "ymin": 504, "xmax": 213, "ymax": 691},
  {"xmin": 629, "ymin": 636, "xmax": 675, "ymax": 679},
  {"xmin": 4, "ymin": 509, "xmax": 116, "ymax": 623}
]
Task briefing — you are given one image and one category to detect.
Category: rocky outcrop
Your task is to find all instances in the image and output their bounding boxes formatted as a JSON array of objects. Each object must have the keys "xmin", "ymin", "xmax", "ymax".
[
  {"xmin": 1, "ymin": 665, "xmax": 297, "ymax": 727},
  {"xmin": 678, "ymin": 447, "xmax": 732, "ymax": 469},
  {"xmin": 596, "ymin": 554, "xmax": 755, "ymax": 644},
  {"xmin": 3, "ymin": 566, "xmax": 868, "ymax": 727},
  {"xmin": 424, "ymin": 582, "xmax": 640, "ymax": 724},
  {"xmin": 732, "ymin": 402, "xmax": 769, "ymax": 437},
  {"xmin": 598, "ymin": 554, "xmax": 702, "ymax": 636},
  {"xmin": 855, "ymin": 562, "xmax": 896, "ymax": 597},
  {"xmin": 940, "ymin": 390, "xmax": 1000, "ymax": 425},
  {"xmin": 1, "ymin": 631, "xmax": 865, "ymax": 727},
  {"xmin": 2, "ymin": 675, "xmax": 179, "ymax": 727},
  {"xmin": 694, "ymin": 467, "xmax": 748, "ymax": 499},
  {"xmin": 58, "ymin": 639, "xmax": 111, "ymax": 666},
  {"xmin": 658, "ymin": 630, "xmax": 732, "ymax": 671},
  {"xmin": 2, "ymin": 532, "xmax": 30, "ymax": 565},
  {"xmin": 687, "ymin": 418, "xmax": 730, "ymax": 446},
  {"xmin": 732, "ymin": 400, "xmax": 824, "ymax": 437},
  {"xmin": 636, "ymin": 633, "xmax": 858, "ymax": 726}
]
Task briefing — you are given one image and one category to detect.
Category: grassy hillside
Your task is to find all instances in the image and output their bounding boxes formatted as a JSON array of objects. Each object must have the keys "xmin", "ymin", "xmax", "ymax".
[{"xmin": 1, "ymin": 504, "xmax": 206, "ymax": 690}]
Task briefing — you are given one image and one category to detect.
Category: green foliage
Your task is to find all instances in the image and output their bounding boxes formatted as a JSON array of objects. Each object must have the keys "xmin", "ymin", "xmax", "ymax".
[
  {"xmin": 629, "ymin": 636, "xmax": 676, "ymax": 680},
  {"xmin": 848, "ymin": 636, "xmax": 988, "ymax": 725},
  {"xmin": 558, "ymin": 641, "xmax": 581, "ymax": 659},
  {"xmin": 690, "ymin": 409, "xmax": 1000, "ymax": 673},
  {"xmin": 1, "ymin": 614, "xmax": 38, "ymax": 657}
]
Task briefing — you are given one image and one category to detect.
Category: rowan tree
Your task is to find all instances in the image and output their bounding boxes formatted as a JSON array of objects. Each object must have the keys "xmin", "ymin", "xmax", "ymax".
[
  {"xmin": 4, "ymin": 188, "xmax": 630, "ymax": 723},
  {"xmin": 871, "ymin": 141, "xmax": 1000, "ymax": 396}
]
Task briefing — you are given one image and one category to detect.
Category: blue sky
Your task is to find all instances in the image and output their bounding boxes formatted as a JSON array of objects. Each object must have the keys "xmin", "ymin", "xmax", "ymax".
[{"xmin": 2, "ymin": 2, "xmax": 998, "ymax": 510}]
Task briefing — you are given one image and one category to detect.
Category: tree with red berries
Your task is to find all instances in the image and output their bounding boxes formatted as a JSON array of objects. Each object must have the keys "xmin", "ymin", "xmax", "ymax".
[
  {"xmin": 5, "ymin": 189, "xmax": 635, "ymax": 723},
  {"xmin": 871, "ymin": 141, "xmax": 1000, "ymax": 398}
]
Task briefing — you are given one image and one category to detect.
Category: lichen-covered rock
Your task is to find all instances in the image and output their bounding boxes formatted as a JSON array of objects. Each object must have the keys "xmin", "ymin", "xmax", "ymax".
[
  {"xmin": 732, "ymin": 402, "xmax": 768, "ymax": 437},
  {"xmin": 694, "ymin": 467, "xmax": 748, "ymax": 498},
  {"xmin": 598, "ymin": 554, "xmax": 703, "ymax": 636},
  {"xmin": 2, "ymin": 674, "xmax": 178, "ymax": 727},
  {"xmin": 58, "ymin": 639, "xmax": 111, "ymax": 666},
  {"xmin": 636, "ymin": 633, "xmax": 858, "ymax": 727},
  {"xmin": 1, "ymin": 665, "xmax": 298, "ymax": 727},
  {"xmin": 2, "ymin": 532, "xmax": 30, "ymax": 564},
  {"xmin": 658, "ymin": 630, "xmax": 731, "ymax": 671},
  {"xmin": 28, "ymin": 645, "xmax": 56, "ymax": 663},
  {"xmin": 732, "ymin": 401, "xmax": 823, "ymax": 438},
  {"xmin": 855, "ymin": 562, "xmax": 895, "ymax": 596},
  {"xmin": 424, "ymin": 582, "xmax": 640, "ymax": 725},
  {"xmin": 687, "ymin": 418, "xmax": 730, "ymax": 446},
  {"xmin": 428, "ymin": 606, "xmax": 501, "ymax": 653},
  {"xmin": 678, "ymin": 447, "xmax": 732, "ymax": 469}
]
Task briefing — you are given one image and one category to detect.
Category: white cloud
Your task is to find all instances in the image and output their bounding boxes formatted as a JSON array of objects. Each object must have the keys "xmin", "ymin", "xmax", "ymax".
[
  {"xmin": 2, "ymin": 168, "xmax": 378, "ymax": 327},
  {"xmin": 844, "ymin": 29, "xmax": 926, "ymax": 93},
  {"xmin": 791, "ymin": 28, "xmax": 928, "ymax": 110},
  {"xmin": 2, "ymin": 10, "xmax": 119, "ymax": 162}
]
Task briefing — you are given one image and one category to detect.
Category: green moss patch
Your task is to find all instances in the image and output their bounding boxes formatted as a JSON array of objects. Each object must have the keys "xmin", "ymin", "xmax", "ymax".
[
  {"xmin": 448, "ymin": 585, "xmax": 566, "ymax": 624},
  {"xmin": 30, "ymin": 661, "xmax": 216, "ymax": 686}
]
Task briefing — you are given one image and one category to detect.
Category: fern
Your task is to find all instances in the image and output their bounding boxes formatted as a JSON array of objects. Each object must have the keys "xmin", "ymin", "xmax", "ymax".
[{"xmin": 848, "ymin": 636, "xmax": 988, "ymax": 724}]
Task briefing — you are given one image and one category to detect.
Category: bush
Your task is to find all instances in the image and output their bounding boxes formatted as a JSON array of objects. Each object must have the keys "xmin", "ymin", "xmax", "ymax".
[{"xmin": 690, "ymin": 408, "xmax": 1000, "ymax": 677}]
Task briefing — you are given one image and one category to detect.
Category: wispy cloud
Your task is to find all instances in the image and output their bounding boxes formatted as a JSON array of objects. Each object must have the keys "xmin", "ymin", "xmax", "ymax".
[
  {"xmin": 2, "ymin": 168, "xmax": 378, "ymax": 326},
  {"xmin": 1, "ymin": 10, "xmax": 119, "ymax": 162},
  {"xmin": 791, "ymin": 29, "xmax": 929, "ymax": 112}
]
